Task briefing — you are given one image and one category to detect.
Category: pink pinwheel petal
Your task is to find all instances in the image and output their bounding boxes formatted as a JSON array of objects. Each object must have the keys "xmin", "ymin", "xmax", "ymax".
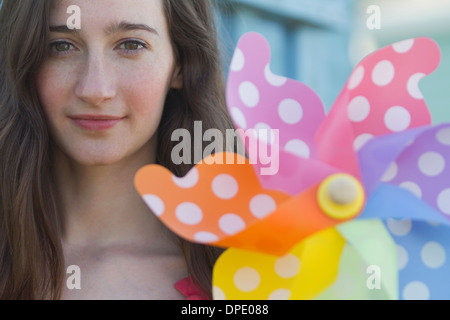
[
  {"xmin": 315, "ymin": 38, "xmax": 440, "ymax": 176},
  {"xmin": 227, "ymin": 32, "xmax": 326, "ymax": 160}
]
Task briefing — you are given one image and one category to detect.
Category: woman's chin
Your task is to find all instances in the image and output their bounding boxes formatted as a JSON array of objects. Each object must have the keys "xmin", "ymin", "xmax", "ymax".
[
  {"xmin": 63, "ymin": 150, "xmax": 127, "ymax": 167},
  {"xmin": 53, "ymin": 138, "xmax": 156, "ymax": 168}
]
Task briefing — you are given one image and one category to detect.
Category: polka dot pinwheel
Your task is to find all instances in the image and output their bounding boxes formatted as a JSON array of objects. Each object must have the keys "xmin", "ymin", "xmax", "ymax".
[{"xmin": 134, "ymin": 32, "xmax": 450, "ymax": 300}]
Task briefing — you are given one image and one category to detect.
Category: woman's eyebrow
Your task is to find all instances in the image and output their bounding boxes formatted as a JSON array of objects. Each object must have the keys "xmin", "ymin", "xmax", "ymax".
[
  {"xmin": 104, "ymin": 21, "xmax": 160, "ymax": 36},
  {"xmin": 49, "ymin": 21, "xmax": 159, "ymax": 37},
  {"xmin": 49, "ymin": 25, "xmax": 82, "ymax": 35}
]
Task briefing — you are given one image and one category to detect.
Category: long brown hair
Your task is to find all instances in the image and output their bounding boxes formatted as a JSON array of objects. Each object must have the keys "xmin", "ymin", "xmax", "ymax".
[
  {"xmin": 160, "ymin": 0, "xmax": 232, "ymax": 298},
  {"xmin": 0, "ymin": 0, "xmax": 233, "ymax": 299}
]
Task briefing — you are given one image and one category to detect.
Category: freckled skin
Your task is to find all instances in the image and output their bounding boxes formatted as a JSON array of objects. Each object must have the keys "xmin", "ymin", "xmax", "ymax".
[
  {"xmin": 36, "ymin": 0, "xmax": 187, "ymax": 299},
  {"xmin": 37, "ymin": 0, "xmax": 182, "ymax": 166}
]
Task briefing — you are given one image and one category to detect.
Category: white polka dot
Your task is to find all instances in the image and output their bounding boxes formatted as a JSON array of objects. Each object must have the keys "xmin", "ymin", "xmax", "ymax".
[
  {"xmin": 278, "ymin": 99, "xmax": 303, "ymax": 125},
  {"xmin": 142, "ymin": 195, "xmax": 165, "ymax": 216},
  {"xmin": 385, "ymin": 106, "xmax": 411, "ymax": 132},
  {"xmin": 397, "ymin": 245, "xmax": 409, "ymax": 270},
  {"xmin": 239, "ymin": 81, "xmax": 260, "ymax": 108},
  {"xmin": 233, "ymin": 267, "xmax": 261, "ymax": 292},
  {"xmin": 274, "ymin": 254, "xmax": 301, "ymax": 278},
  {"xmin": 372, "ymin": 60, "xmax": 395, "ymax": 86},
  {"xmin": 348, "ymin": 96, "xmax": 371, "ymax": 122},
  {"xmin": 386, "ymin": 218, "xmax": 412, "ymax": 236},
  {"xmin": 399, "ymin": 181, "xmax": 422, "ymax": 198},
  {"xmin": 230, "ymin": 48, "xmax": 245, "ymax": 72},
  {"xmin": 268, "ymin": 289, "xmax": 291, "ymax": 300},
  {"xmin": 407, "ymin": 73, "xmax": 425, "ymax": 100},
  {"xmin": 381, "ymin": 162, "xmax": 398, "ymax": 182},
  {"xmin": 421, "ymin": 241, "xmax": 446, "ymax": 268},
  {"xmin": 348, "ymin": 66, "xmax": 365, "ymax": 90},
  {"xmin": 250, "ymin": 194, "xmax": 277, "ymax": 219},
  {"xmin": 175, "ymin": 202, "xmax": 203, "ymax": 225},
  {"xmin": 212, "ymin": 174, "xmax": 239, "ymax": 199},
  {"xmin": 402, "ymin": 281, "xmax": 430, "ymax": 300},
  {"xmin": 418, "ymin": 152, "xmax": 445, "ymax": 176},
  {"xmin": 392, "ymin": 39, "xmax": 415, "ymax": 53},
  {"xmin": 230, "ymin": 107, "xmax": 247, "ymax": 130},
  {"xmin": 353, "ymin": 133, "xmax": 374, "ymax": 151},
  {"xmin": 284, "ymin": 139, "xmax": 310, "ymax": 158},
  {"xmin": 194, "ymin": 231, "xmax": 219, "ymax": 243},
  {"xmin": 172, "ymin": 167, "xmax": 199, "ymax": 189},
  {"xmin": 254, "ymin": 122, "xmax": 275, "ymax": 144},
  {"xmin": 213, "ymin": 286, "xmax": 226, "ymax": 300},
  {"xmin": 265, "ymin": 64, "xmax": 287, "ymax": 87},
  {"xmin": 436, "ymin": 127, "xmax": 450, "ymax": 146},
  {"xmin": 437, "ymin": 189, "xmax": 450, "ymax": 215},
  {"xmin": 219, "ymin": 214, "xmax": 246, "ymax": 235}
]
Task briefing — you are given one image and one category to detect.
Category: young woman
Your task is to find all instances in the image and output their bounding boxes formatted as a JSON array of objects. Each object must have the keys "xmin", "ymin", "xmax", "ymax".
[{"xmin": 0, "ymin": 0, "xmax": 233, "ymax": 299}]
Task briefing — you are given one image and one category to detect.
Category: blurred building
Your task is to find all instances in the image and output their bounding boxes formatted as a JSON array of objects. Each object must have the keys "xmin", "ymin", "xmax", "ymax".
[
  {"xmin": 216, "ymin": 0, "xmax": 450, "ymax": 121},
  {"xmin": 215, "ymin": 0, "xmax": 354, "ymax": 110},
  {"xmin": 352, "ymin": 0, "xmax": 450, "ymax": 123}
]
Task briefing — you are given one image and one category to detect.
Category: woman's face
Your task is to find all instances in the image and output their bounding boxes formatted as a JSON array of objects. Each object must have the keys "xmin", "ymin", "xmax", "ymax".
[{"xmin": 37, "ymin": 0, "xmax": 181, "ymax": 166}]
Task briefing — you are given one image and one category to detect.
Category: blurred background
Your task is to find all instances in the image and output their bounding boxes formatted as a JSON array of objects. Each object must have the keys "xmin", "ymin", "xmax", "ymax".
[{"xmin": 216, "ymin": 0, "xmax": 450, "ymax": 123}]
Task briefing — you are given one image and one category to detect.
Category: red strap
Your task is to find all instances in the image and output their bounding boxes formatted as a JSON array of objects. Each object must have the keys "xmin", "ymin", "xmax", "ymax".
[{"xmin": 174, "ymin": 277, "xmax": 210, "ymax": 300}]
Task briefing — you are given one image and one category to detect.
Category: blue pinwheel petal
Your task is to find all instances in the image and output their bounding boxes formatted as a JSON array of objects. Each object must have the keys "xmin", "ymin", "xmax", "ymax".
[
  {"xmin": 360, "ymin": 183, "xmax": 450, "ymax": 225},
  {"xmin": 385, "ymin": 220, "xmax": 450, "ymax": 299}
]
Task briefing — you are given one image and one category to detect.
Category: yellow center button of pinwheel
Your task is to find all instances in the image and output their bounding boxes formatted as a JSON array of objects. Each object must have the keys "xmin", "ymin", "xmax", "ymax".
[{"xmin": 317, "ymin": 173, "xmax": 365, "ymax": 220}]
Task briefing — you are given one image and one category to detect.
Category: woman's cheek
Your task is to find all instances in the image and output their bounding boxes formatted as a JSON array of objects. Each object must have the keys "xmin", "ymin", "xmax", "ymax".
[
  {"xmin": 123, "ymin": 68, "xmax": 170, "ymax": 118},
  {"xmin": 36, "ymin": 63, "xmax": 75, "ymax": 113}
]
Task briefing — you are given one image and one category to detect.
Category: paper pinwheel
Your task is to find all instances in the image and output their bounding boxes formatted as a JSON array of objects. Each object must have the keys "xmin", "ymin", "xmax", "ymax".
[{"xmin": 135, "ymin": 32, "xmax": 450, "ymax": 300}]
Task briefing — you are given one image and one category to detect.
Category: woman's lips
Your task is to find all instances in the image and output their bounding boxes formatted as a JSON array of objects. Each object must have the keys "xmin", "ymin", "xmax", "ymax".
[{"xmin": 69, "ymin": 115, "xmax": 125, "ymax": 131}]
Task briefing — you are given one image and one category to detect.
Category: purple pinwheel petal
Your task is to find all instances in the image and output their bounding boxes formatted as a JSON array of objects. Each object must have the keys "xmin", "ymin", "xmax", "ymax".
[
  {"xmin": 380, "ymin": 123, "xmax": 450, "ymax": 218},
  {"xmin": 358, "ymin": 126, "xmax": 430, "ymax": 195}
]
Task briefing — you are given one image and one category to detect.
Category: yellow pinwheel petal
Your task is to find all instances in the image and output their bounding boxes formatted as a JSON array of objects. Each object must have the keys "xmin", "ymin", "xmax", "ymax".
[
  {"xmin": 212, "ymin": 227, "xmax": 346, "ymax": 300},
  {"xmin": 290, "ymin": 227, "xmax": 346, "ymax": 300}
]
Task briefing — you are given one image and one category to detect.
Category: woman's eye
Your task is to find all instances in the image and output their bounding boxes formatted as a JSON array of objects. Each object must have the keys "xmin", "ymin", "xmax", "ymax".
[
  {"xmin": 48, "ymin": 40, "xmax": 148, "ymax": 57},
  {"xmin": 49, "ymin": 41, "xmax": 75, "ymax": 55},
  {"xmin": 55, "ymin": 43, "xmax": 70, "ymax": 51},
  {"xmin": 118, "ymin": 40, "xmax": 148, "ymax": 53}
]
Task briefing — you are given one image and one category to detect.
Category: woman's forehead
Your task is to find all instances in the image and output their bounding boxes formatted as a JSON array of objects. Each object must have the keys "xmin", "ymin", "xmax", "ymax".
[{"xmin": 49, "ymin": 0, "xmax": 167, "ymax": 31}]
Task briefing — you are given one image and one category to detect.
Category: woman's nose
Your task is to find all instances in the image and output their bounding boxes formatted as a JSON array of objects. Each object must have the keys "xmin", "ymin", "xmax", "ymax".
[{"xmin": 74, "ymin": 54, "xmax": 116, "ymax": 107}]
